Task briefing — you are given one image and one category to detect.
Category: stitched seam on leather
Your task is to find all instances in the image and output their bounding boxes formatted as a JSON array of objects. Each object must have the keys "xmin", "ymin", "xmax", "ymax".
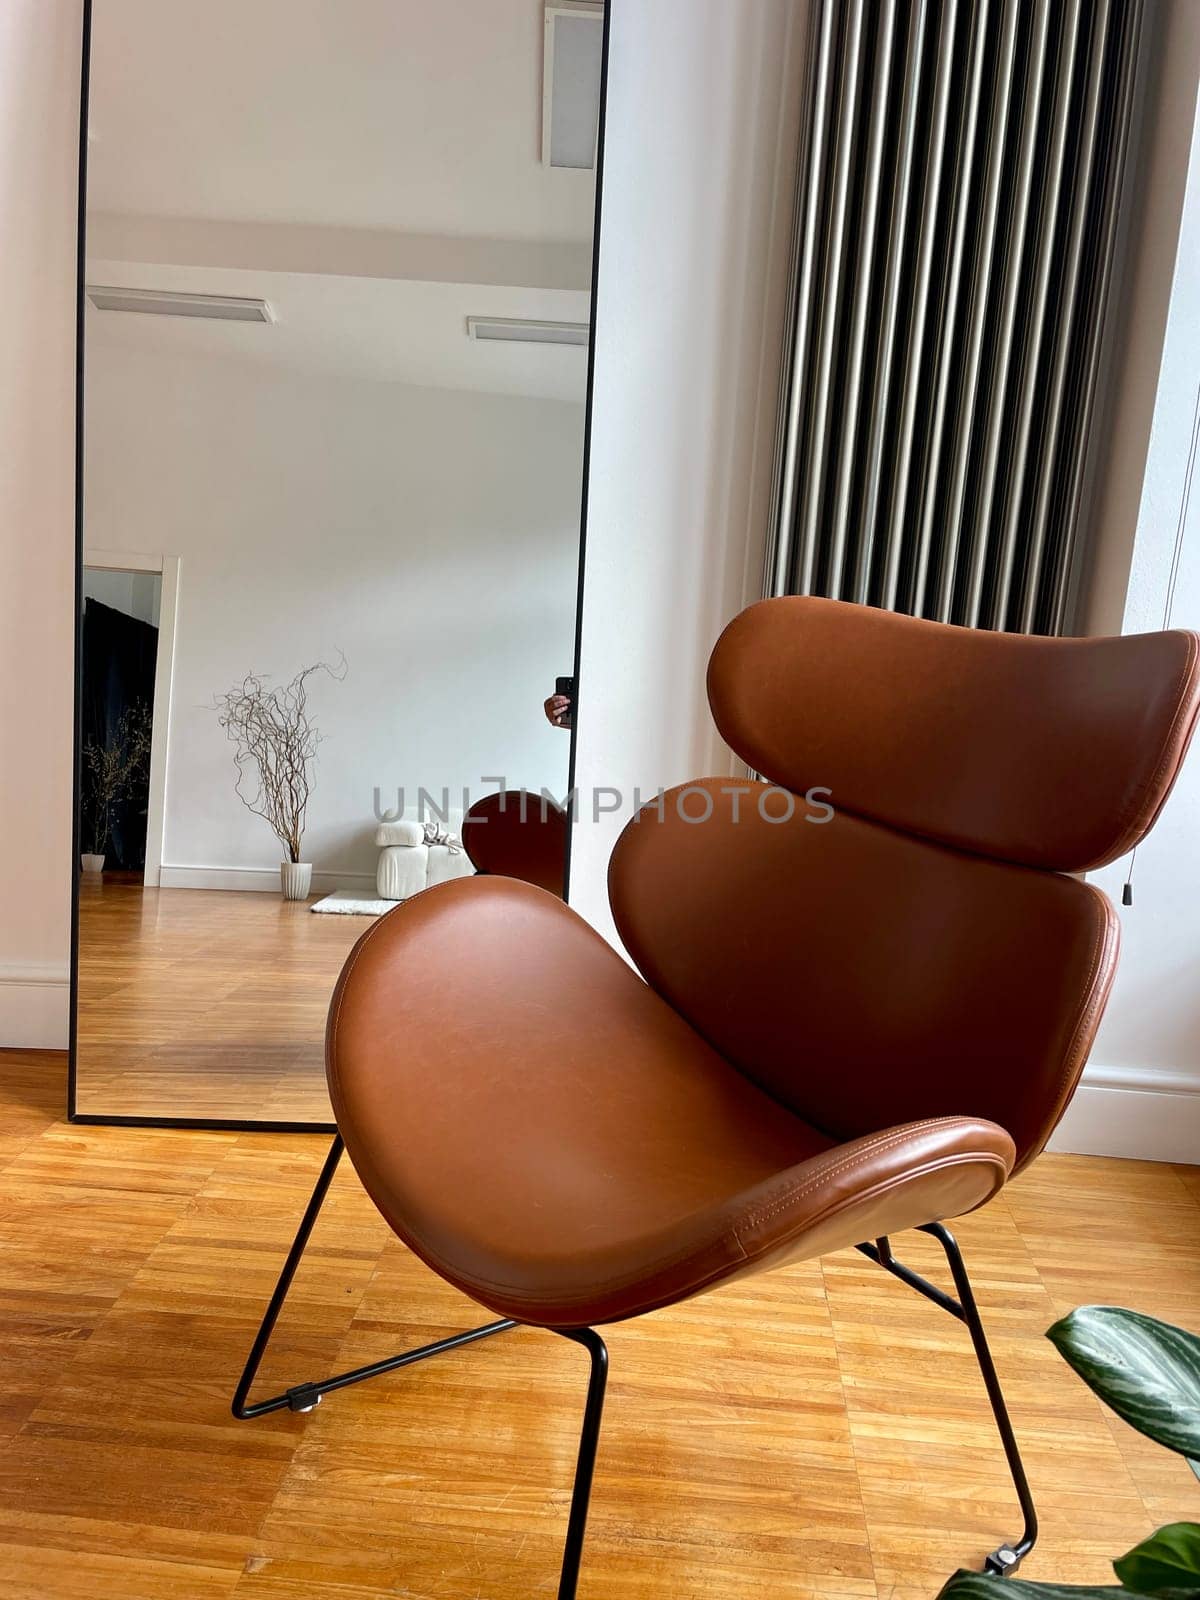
[
  {"xmin": 445, "ymin": 1150, "xmax": 1005, "ymax": 1317},
  {"xmin": 1036, "ymin": 894, "xmax": 1118, "ymax": 1161},
  {"xmin": 1103, "ymin": 633, "xmax": 1200, "ymax": 864},
  {"xmin": 732, "ymin": 1151, "xmax": 1007, "ymax": 1259},
  {"xmin": 735, "ymin": 1118, "xmax": 973, "ymax": 1233},
  {"xmin": 401, "ymin": 1119, "xmax": 986, "ymax": 1307},
  {"xmin": 676, "ymin": 1152, "xmax": 1007, "ymax": 1320}
]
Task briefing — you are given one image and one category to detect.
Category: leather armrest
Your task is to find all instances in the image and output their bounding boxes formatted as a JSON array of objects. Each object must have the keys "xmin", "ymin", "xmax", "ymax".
[{"xmin": 724, "ymin": 1115, "xmax": 1015, "ymax": 1275}]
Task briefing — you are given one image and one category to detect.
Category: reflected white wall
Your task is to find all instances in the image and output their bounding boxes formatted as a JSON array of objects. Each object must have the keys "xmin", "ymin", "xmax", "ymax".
[{"xmin": 85, "ymin": 344, "xmax": 583, "ymax": 881}]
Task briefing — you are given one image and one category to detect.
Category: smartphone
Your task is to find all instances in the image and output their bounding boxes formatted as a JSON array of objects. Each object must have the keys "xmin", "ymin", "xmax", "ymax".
[{"xmin": 555, "ymin": 675, "xmax": 575, "ymax": 701}]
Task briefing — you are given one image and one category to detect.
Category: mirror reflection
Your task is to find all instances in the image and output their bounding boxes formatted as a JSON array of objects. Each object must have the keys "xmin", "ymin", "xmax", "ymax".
[{"xmin": 75, "ymin": 0, "xmax": 604, "ymax": 1125}]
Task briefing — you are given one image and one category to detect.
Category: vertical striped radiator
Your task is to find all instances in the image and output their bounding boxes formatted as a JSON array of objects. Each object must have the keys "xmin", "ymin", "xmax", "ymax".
[{"xmin": 765, "ymin": 0, "xmax": 1144, "ymax": 634}]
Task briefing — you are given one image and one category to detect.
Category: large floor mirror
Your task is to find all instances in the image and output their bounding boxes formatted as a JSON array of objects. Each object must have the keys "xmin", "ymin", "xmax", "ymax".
[{"xmin": 71, "ymin": 0, "xmax": 609, "ymax": 1128}]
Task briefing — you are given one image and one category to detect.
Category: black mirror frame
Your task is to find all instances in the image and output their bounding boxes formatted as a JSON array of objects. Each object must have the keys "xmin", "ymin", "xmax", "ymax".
[{"xmin": 67, "ymin": 0, "xmax": 612, "ymax": 1131}]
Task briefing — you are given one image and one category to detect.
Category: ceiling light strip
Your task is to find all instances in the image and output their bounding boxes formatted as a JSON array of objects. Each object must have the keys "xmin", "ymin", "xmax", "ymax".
[
  {"xmin": 87, "ymin": 286, "xmax": 274, "ymax": 323},
  {"xmin": 466, "ymin": 316, "xmax": 589, "ymax": 347}
]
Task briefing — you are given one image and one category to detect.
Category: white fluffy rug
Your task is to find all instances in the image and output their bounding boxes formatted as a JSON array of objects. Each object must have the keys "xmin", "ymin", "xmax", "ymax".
[{"xmin": 310, "ymin": 890, "xmax": 396, "ymax": 917}]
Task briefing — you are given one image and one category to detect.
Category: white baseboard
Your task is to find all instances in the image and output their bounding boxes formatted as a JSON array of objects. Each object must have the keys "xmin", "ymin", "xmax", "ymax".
[
  {"xmin": 1048, "ymin": 1064, "xmax": 1200, "ymax": 1164},
  {"xmin": 0, "ymin": 962, "xmax": 70, "ymax": 1049},
  {"xmin": 158, "ymin": 864, "xmax": 376, "ymax": 893}
]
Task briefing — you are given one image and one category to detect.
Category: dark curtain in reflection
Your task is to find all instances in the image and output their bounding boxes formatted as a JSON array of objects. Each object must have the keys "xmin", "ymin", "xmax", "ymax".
[{"xmin": 81, "ymin": 598, "xmax": 157, "ymax": 871}]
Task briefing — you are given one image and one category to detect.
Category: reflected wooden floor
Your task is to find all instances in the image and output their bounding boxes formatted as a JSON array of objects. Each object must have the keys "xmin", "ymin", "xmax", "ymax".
[
  {"xmin": 2, "ymin": 1049, "xmax": 1199, "ymax": 1598},
  {"xmin": 76, "ymin": 879, "xmax": 371, "ymax": 1123}
]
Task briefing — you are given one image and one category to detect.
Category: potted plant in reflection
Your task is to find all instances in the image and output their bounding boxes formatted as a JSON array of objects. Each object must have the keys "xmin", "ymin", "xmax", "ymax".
[
  {"xmin": 214, "ymin": 656, "xmax": 346, "ymax": 900},
  {"xmin": 81, "ymin": 702, "xmax": 152, "ymax": 874},
  {"xmin": 939, "ymin": 1306, "xmax": 1200, "ymax": 1598}
]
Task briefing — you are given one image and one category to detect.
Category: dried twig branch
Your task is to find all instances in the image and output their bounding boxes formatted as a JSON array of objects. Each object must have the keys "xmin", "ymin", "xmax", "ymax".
[{"xmin": 213, "ymin": 655, "xmax": 346, "ymax": 863}]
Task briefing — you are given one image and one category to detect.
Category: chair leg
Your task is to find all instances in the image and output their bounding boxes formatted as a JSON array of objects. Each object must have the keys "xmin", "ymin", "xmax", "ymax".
[
  {"xmin": 233, "ymin": 1134, "xmax": 346, "ymax": 1418},
  {"xmin": 231, "ymin": 1133, "xmax": 514, "ymax": 1420},
  {"xmin": 920, "ymin": 1222, "xmax": 1039, "ymax": 1575},
  {"xmin": 553, "ymin": 1327, "xmax": 609, "ymax": 1600},
  {"xmin": 233, "ymin": 1141, "xmax": 607, "ymax": 1597},
  {"xmin": 231, "ymin": 1139, "xmax": 605, "ymax": 1594}
]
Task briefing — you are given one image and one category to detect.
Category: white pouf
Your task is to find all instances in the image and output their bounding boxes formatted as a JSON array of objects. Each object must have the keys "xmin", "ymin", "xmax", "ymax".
[{"xmin": 375, "ymin": 809, "xmax": 475, "ymax": 901}]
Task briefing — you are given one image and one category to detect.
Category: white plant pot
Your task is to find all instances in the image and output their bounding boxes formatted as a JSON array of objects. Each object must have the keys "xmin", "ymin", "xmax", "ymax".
[
  {"xmin": 81, "ymin": 853, "xmax": 105, "ymax": 874},
  {"xmin": 281, "ymin": 861, "xmax": 313, "ymax": 900}
]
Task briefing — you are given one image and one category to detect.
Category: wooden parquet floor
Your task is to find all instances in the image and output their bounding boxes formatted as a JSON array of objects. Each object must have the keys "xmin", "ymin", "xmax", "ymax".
[
  {"xmin": 1, "ymin": 1049, "xmax": 1198, "ymax": 1599},
  {"xmin": 75, "ymin": 880, "xmax": 365, "ymax": 1124}
]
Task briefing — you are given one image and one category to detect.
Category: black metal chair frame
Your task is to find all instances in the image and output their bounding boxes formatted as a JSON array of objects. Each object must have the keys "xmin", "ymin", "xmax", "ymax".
[{"xmin": 231, "ymin": 1134, "xmax": 1037, "ymax": 1598}]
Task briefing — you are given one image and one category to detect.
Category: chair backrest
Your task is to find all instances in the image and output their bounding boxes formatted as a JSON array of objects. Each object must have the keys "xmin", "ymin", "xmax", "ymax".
[
  {"xmin": 609, "ymin": 598, "xmax": 1200, "ymax": 1172},
  {"xmin": 462, "ymin": 789, "xmax": 568, "ymax": 897}
]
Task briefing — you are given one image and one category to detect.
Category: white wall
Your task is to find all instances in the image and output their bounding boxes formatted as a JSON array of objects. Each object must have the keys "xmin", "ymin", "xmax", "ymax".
[
  {"xmin": 1052, "ymin": 79, "xmax": 1200, "ymax": 1163},
  {"xmin": 568, "ymin": 0, "xmax": 807, "ymax": 945},
  {"xmin": 85, "ymin": 345, "xmax": 582, "ymax": 885},
  {"xmin": 0, "ymin": 1, "xmax": 82, "ymax": 1048}
]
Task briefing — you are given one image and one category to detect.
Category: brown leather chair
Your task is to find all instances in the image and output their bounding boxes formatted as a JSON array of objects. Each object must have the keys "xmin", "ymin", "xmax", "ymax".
[
  {"xmin": 234, "ymin": 597, "xmax": 1200, "ymax": 1598},
  {"xmin": 461, "ymin": 787, "xmax": 568, "ymax": 896}
]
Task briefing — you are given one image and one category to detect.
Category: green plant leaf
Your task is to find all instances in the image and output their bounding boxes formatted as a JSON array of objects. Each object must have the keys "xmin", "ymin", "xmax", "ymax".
[
  {"xmin": 1047, "ymin": 1307, "xmax": 1200, "ymax": 1460},
  {"xmin": 936, "ymin": 1573, "xmax": 1128, "ymax": 1598},
  {"xmin": 1113, "ymin": 1523, "xmax": 1200, "ymax": 1594},
  {"xmin": 938, "ymin": 1574, "xmax": 1199, "ymax": 1600}
]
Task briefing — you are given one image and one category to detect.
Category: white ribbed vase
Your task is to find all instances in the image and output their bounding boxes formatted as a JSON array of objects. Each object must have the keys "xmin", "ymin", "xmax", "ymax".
[
  {"xmin": 280, "ymin": 861, "xmax": 313, "ymax": 900},
  {"xmin": 81, "ymin": 853, "xmax": 105, "ymax": 874}
]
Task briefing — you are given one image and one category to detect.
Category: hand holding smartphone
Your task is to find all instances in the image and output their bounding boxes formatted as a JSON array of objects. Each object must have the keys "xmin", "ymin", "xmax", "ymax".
[{"xmin": 545, "ymin": 675, "xmax": 575, "ymax": 730}]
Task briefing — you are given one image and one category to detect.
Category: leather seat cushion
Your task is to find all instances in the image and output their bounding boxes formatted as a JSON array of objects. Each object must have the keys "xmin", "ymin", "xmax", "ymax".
[{"xmin": 327, "ymin": 878, "xmax": 1013, "ymax": 1327}]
